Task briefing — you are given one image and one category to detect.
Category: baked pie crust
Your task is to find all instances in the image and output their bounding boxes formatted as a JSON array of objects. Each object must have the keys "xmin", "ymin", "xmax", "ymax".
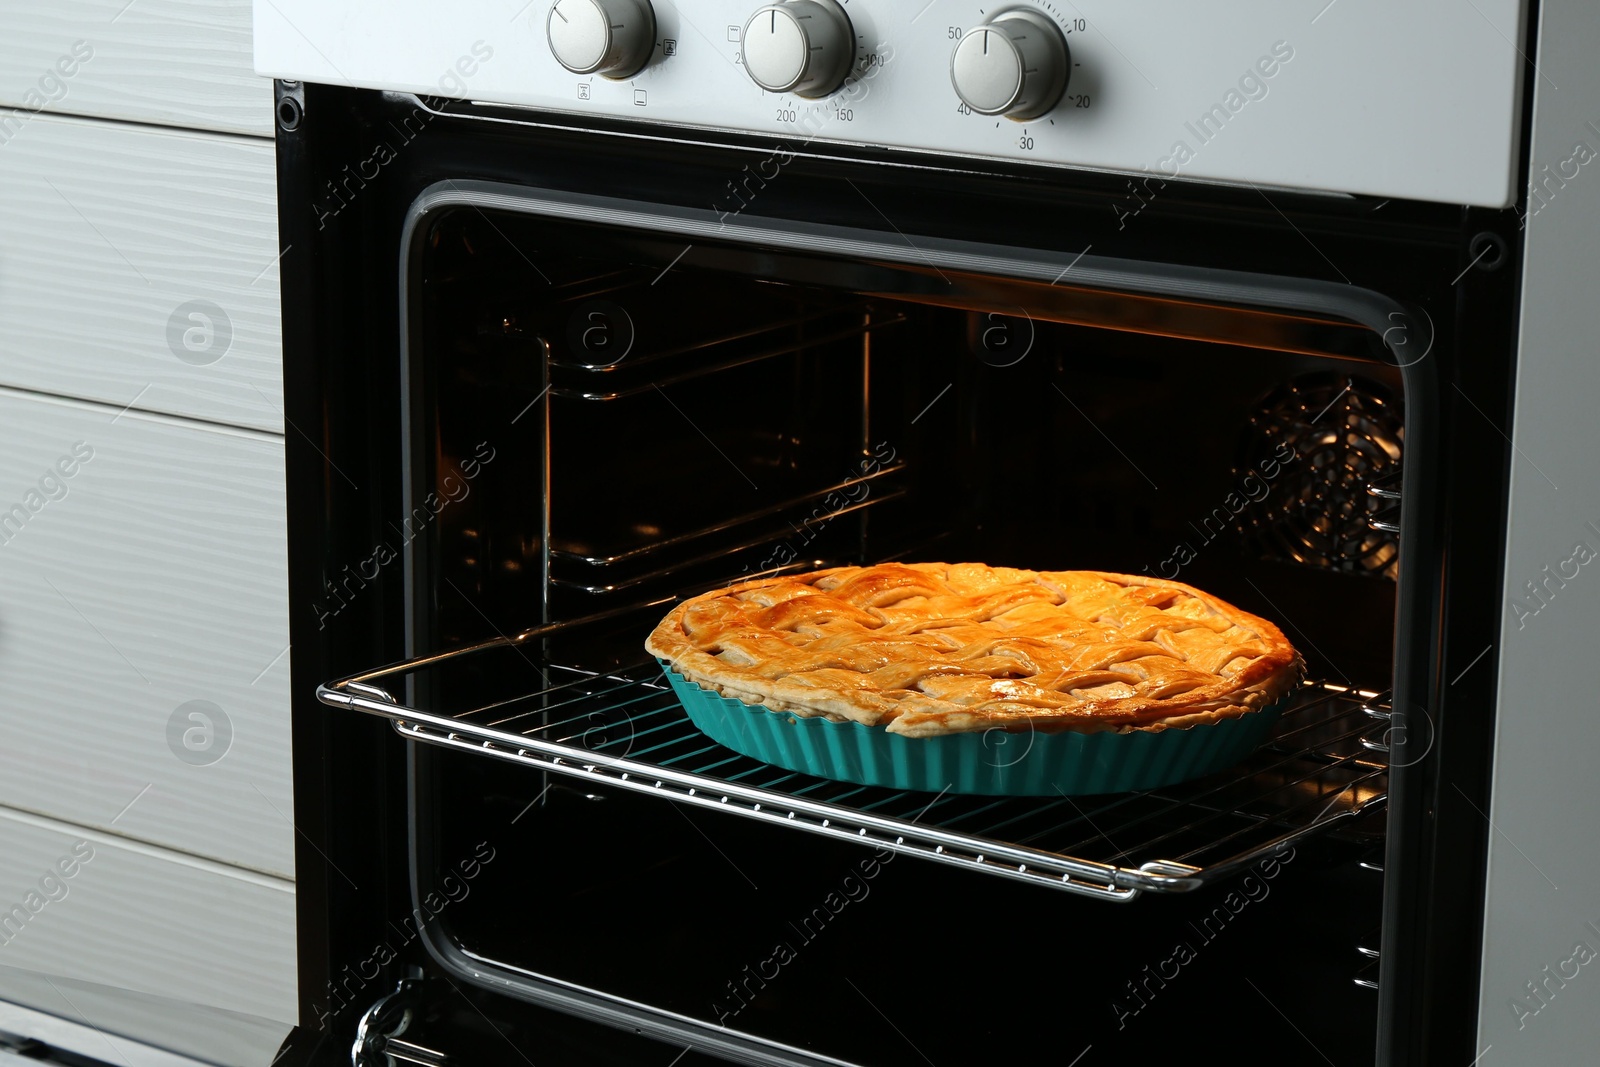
[{"xmin": 646, "ymin": 563, "xmax": 1303, "ymax": 738}]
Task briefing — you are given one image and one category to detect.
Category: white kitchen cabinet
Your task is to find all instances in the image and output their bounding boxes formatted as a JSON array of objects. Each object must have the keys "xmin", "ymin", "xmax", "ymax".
[
  {"xmin": 0, "ymin": 994, "xmax": 289, "ymax": 1067},
  {"xmin": 0, "ymin": 111, "xmax": 282, "ymax": 433},
  {"xmin": 0, "ymin": 388, "xmax": 294, "ymax": 879},
  {"xmin": 0, "ymin": 0, "xmax": 271, "ymax": 136},
  {"xmin": 0, "ymin": 806, "xmax": 294, "ymax": 1064},
  {"xmin": 0, "ymin": 1, "xmax": 297, "ymax": 1059}
]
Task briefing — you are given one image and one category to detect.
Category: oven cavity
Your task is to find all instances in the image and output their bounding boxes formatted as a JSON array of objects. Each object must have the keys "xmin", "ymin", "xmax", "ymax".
[{"xmin": 316, "ymin": 196, "xmax": 1421, "ymax": 1065}]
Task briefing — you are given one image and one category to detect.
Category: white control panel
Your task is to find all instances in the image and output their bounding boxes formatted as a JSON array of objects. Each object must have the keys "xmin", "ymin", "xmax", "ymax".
[{"xmin": 255, "ymin": 0, "xmax": 1528, "ymax": 208}]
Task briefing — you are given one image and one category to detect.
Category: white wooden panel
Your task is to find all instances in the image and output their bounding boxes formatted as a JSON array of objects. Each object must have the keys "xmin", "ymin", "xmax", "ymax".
[
  {"xmin": 0, "ymin": 0, "xmax": 271, "ymax": 136},
  {"xmin": 0, "ymin": 979, "xmax": 292, "ymax": 1067},
  {"xmin": 0, "ymin": 112, "xmax": 282, "ymax": 433},
  {"xmin": 0, "ymin": 995, "xmax": 289, "ymax": 1067},
  {"xmin": 0, "ymin": 807, "xmax": 296, "ymax": 1033},
  {"xmin": 0, "ymin": 996, "xmax": 273, "ymax": 1067},
  {"xmin": 0, "ymin": 388, "xmax": 294, "ymax": 878}
]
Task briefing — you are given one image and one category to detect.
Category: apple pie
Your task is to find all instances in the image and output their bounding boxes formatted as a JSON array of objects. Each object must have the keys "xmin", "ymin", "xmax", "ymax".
[{"xmin": 646, "ymin": 563, "xmax": 1303, "ymax": 738}]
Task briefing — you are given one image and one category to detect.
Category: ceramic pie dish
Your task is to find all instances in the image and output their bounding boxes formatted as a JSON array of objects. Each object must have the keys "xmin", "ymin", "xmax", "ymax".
[{"xmin": 646, "ymin": 563, "xmax": 1303, "ymax": 795}]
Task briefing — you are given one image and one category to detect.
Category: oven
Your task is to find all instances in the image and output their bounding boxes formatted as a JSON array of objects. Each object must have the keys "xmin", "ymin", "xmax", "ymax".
[{"xmin": 256, "ymin": 2, "xmax": 1562, "ymax": 1064}]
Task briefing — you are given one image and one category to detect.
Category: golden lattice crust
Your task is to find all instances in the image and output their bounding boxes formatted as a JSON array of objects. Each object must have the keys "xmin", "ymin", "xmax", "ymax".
[{"xmin": 646, "ymin": 563, "xmax": 1304, "ymax": 738}]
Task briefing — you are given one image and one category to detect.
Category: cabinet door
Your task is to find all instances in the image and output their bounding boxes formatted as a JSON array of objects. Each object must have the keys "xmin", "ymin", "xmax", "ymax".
[
  {"xmin": 0, "ymin": 113, "xmax": 281, "ymax": 432},
  {"xmin": 0, "ymin": 0, "xmax": 271, "ymax": 136},
  {"xmin": 0, "ymin": 389, "xmax": 294, "ymax": 878},
  {"xmin": 0, "ymin": 807, "xmax": 296, "ymax": 1059}
]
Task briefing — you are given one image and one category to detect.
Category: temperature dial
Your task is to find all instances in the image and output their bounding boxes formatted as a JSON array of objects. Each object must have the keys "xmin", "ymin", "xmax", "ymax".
[
  {"xmin": 547, "ymin": 0, "xmax": 656, "ymax": 79},
  {"xmin": 741, "ymin": 0, "xmax": 854, "ymax": 98},
  {"xmin": 950, "ymin": 8, "xmax": 1069, "ymax": 120}
]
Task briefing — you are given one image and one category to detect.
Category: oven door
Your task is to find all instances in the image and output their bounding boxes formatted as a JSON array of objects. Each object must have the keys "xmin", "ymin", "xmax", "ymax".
[{"xmin": 272, "ymin": 85, "xmax": 1520, "ymax": 1067}]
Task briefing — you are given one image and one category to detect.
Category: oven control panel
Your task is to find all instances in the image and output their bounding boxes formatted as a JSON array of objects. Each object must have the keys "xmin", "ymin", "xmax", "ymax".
[{"xmin": 255, "ymin": 0, "xmax": 1528, "ymax": 208}]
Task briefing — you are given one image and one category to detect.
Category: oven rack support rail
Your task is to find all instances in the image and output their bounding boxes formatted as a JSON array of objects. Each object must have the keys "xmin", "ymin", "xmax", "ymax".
[{"xmin": 319, "ymin": 622, "xmax": 1389, "ymax": 903}]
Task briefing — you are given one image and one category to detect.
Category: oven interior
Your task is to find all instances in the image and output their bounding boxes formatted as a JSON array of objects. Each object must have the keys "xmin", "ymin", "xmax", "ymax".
[{"xmin": 388, "ymin": 205, "xmax": 1403, "ymax": 1064}]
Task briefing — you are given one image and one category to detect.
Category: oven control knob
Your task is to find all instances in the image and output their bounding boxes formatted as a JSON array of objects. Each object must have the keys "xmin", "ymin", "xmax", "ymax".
[
  {"xmin": 741, "ymin": 0, "xmax": 855, "ymax": 98},
  {"xmin": 950, "ymin": 8, "xmax": 1069, "ymax": 120},
  {"xmin": 547, "ymin": 0, "xmax": 656, "ymax": 79}
]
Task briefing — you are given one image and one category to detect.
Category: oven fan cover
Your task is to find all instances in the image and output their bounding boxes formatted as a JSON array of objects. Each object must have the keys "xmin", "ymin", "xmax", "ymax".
[{"xmin": 1236, "ymin": 374, "xmax": 1402, "ymax": 580}]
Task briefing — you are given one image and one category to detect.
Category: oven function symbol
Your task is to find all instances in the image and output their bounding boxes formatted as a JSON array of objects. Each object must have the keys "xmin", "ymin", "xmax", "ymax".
[
  {"xmin": 577, "ymin": 82, "xmax": 591, "ymax": 99},
  {"xmin": 741, "ymin": 0, "xmax": 855, "ymax": 99},
  {"xmin": 950, "ymin": 7, "xmax": 1070, "ymax": 121},
  {"xmin": 546, "ymin": 0, "xmax": 657, "ymax": 79}
]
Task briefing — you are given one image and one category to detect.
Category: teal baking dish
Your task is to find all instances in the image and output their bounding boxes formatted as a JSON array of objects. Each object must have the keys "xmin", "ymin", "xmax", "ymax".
[{"xmin": 658, "ymin": 660, "xmax": 1286, "ymax": 796}]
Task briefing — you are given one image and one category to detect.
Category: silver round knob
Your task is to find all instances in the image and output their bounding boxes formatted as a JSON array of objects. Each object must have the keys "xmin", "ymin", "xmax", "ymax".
[
  {"xmin": 547, "ymin": 0, "xmax": 656, "ymax": 79},
  {"xmin": 741, "ymin": 0, "xmax": 854, "ymax": 98},
  {"xmin": 950, "ymin": 8, "xmax": 1069, "ymax": 120}
]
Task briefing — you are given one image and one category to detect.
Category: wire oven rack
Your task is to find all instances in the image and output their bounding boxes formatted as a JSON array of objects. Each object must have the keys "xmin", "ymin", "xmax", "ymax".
[{"xmin": 320, "ymin": 619, "xmax": 1389, "ymax": 903}]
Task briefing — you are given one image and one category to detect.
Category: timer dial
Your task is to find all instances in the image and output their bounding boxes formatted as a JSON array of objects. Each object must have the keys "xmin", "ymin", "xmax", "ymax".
[
  {"xmin": 950, "ymin": 8, "xmax": 1069, "ymax": 120},
  {"xmin": 741, "ymin": 0, "xmax": 854, "ymax": 98},
  {"xmin": 547, "ymin": 0, "xmax": 656, "ymax": 79}
]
